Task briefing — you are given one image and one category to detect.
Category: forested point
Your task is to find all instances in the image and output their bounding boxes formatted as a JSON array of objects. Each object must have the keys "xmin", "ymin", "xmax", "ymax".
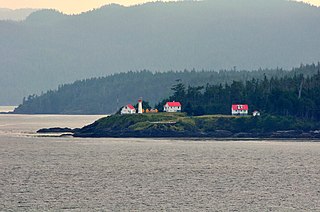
[
  {"xmin": 14, "ymin": 63, "xmax": 320, "ymax": 118},
  {"xmin": 157, "ymin": 70, "xmax": 320, "ymax": 121}
]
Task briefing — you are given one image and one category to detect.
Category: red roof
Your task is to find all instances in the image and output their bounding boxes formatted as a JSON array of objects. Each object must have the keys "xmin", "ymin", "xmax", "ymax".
[
  {"xmin": 166, "ymin": 102, "xmax": 181, "ymax": 107},
  {"xmin": 127, "ymin": 104, "xmax": 135, "ymax": 110},
  {"xmin": 232, "ymin": 104, "xmax": 248, "ymax": 110}
]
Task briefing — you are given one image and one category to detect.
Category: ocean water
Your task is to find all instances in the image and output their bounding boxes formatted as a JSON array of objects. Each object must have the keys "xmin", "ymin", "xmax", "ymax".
[
  {"xmin": 0, "ymin": 114, "xmax": 320, "ymax": 211},
  {"xmin": 0, "ymin": 106, "xmax": 16, "ymax": 113}
]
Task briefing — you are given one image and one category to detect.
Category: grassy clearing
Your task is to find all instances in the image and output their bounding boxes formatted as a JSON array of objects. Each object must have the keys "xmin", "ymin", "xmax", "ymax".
[
  {"xmin": 195, "ymin": 114, "xmax": 250, "ymax": 119},
  {"xmin": 84, "ymin": 112, "xmax": 319, "ymax": 135}
]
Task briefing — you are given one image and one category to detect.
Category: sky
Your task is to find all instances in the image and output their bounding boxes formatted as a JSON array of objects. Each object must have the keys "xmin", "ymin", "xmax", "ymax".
[
  {"xmin": 0, "ymin": 0, "xmax": 319, "ymax": 14},
  {"xmin": 0, "ymin": 0, "xmax": 172, "ymax": 14}
]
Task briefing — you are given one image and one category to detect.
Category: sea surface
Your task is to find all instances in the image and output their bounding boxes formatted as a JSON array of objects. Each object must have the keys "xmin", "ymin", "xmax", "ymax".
[
  {"xmin": 0, "ymin": 113, "xmax": 320, "ymax": 211},
  {"xmin": 0, "ymin": 106, "xmax": 16, "ymax": 113}
]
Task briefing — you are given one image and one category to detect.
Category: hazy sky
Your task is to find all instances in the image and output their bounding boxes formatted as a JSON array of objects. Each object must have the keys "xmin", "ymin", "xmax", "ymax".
[
  {"xmin": 0, "ymin": 0, "xmax": 171, "ymax": 14},
  {"xmin": 0, "ymin": 0, "xmax": 319, "ymax": 14}
]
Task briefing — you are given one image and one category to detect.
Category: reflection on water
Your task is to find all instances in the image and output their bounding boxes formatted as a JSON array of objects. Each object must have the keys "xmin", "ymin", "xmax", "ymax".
[
  {"xmin": 0, "ymin": 114, "xmax": 105, "ymax": 136},
  {"xmin": 0, "ymin": 114, "xmax": 320, "ymax": 211},
  {"xmin": 0, "ymin": 106, "xmax": 16, "ymax": 113}
]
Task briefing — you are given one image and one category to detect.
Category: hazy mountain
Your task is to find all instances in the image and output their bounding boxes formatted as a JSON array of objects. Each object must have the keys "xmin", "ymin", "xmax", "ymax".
[
  {"xmin": 1, "ymin": 0, "xmax": 320, "ymax": 105},
  {"xmin": 0, "ymin": 8, "xmax": 38, "ymax": 21}
]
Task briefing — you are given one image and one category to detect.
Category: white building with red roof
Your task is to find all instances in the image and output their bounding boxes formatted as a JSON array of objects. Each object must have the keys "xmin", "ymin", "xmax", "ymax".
[
  {"xmin": 121, "ymin": 104, "xmax": 136, "ymax": 114},
  {"xmin": 164, "ymin": 101, "xmax": 182, "ymax": 112},
  {"xmin": 231, "ymin": 104, "xmax": 249, "ymax": 115}
]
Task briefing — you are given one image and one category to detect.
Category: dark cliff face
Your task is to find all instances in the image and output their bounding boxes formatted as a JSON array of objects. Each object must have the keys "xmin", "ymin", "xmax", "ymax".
[{"xmin": 1, "ymin": 0, "xmax": 320, "ymax": 105}]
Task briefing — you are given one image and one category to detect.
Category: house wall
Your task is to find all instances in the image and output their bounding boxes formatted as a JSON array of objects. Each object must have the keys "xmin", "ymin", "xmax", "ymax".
[
  {"xmin": 121, "ymin": 106, "xmax": 136, "ymax": 114},
  {"xmin": 231, "ymin": 109, "xmax": 248, "ymax": 115},
  {"xmin": 164, "ymin": 105, "xmax": 181, "ymax": 113}
]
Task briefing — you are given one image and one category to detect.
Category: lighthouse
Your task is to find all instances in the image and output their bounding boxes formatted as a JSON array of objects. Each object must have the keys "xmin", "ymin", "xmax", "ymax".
[{"xmin": 138, "ymin": 98, "xmax": 143, "ymax": 114}]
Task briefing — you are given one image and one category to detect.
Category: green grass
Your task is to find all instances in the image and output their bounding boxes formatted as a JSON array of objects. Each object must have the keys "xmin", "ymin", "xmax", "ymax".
[
  {"xmin": 85, "ymin": 112, "xmax": 319, "ymax": 135},
  {"xmin": 92, "ymin": 112, "xmax": 187, "ymax": 131}
]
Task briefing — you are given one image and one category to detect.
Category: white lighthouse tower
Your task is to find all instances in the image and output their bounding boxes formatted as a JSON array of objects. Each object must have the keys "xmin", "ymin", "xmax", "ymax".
[{"xmin": 138, "ymin": 98, "xmax": 143, "ymax": 114}]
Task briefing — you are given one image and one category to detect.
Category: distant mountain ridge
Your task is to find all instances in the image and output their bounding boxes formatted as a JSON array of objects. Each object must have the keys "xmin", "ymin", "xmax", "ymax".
[
  {"xmin": 1, "ymin": 0, "xmax": 320, "ymax": 105},
  {"xmin": 0, "ymin": 8, "xmax": 38, "ymax": 21}
]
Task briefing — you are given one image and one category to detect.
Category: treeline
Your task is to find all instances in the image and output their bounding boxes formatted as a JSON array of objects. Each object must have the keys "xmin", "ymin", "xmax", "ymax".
[
  {"xmin": 157, "ymin": 69, "xmax": 320, "ymax": 121},
  {"xmin": 14, "ymin": 63, "xmax": 320, "ymax": 114}
]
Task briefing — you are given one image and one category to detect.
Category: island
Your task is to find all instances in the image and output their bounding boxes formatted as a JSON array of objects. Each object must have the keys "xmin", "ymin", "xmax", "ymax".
[{"xmin": 37, "ymin": 113, "xmax": 319, "ymax": 139}]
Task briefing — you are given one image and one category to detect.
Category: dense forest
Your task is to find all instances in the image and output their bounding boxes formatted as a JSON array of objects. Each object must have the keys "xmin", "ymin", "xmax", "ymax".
[
  {"xmin": 14, "ymin": 63, "xmax": 320, "ymax": 115},
  {"xmin": 157, "ymin": 66, "xmax": 320, "ymax": 121}
]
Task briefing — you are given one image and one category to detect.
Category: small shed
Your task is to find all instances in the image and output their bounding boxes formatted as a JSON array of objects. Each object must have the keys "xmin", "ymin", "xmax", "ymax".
[
  {"xmin": 253, "ymin": 110, "xmax": 261, "ymax": 117},
  {"xmin": 121, "ymin": 104, "xmax": 136, "ymax": 114}
]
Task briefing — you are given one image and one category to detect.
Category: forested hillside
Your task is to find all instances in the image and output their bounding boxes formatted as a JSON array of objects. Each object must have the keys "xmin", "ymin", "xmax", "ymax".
[
  {"xmin": 1, "ymin": 0, "xmax": 320, "ymax": 105},
  {"xmin": 14, "ymin": 63, "xmax": 320, "ymax": 114}
]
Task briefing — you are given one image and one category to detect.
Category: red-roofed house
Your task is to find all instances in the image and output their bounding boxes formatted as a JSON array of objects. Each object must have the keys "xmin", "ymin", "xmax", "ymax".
[
  {"xmin": 121, "ymin": 104, "xmax": 136, "ymax": 114},
  {"xmin": 231, "ymin": 104, "xmax": 249, "ymax": 115},
  {"xmin": 164, "ymin": 101, "xmax": 182, "ymax": 112}
]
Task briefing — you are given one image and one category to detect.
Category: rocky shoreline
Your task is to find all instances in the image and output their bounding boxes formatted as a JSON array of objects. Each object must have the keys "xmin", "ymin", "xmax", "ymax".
[
  {"xmin": 37, "ymin": 127, "xmax": 320, "ymax": 139},
  {"xmin": 37, "ymin": 113, "xmax": 320, "ymax": 139},
  {"xmin": 37, "ymin": 127, "xmax": 76, "ymax": 134},
  {"xmin": 73, "ymin": 131, "xmax": 320, "ymax": 139}
]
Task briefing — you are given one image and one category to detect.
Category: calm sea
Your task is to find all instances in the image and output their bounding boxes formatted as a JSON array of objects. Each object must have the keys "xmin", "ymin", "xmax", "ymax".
[
  {"xmin": 0, "ymin": 112, "xmax": 320, "ymax": 211},
  {"xmin": 0, "ymin": 106, "xmax": 16, "ymax": 113}
]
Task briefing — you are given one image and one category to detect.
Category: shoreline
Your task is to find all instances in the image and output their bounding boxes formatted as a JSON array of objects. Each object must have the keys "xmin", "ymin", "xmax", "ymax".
[
  {"xmin": 32, "ymin": 132, "xmax": 320, "ymax": 143},
  {"xmin": 35, "ymin": 129, "xmax": 320, "ymax": 141},
  {"xmin": 36, "ymin": 113, "xmax": 320, "ymax": 140},
  {"xmin": 72, "ymin": 135, "xmax": 320, "ymax": 141}
]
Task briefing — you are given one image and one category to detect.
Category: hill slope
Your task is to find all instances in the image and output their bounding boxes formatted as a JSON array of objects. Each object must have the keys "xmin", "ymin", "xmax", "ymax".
[
  {"xmin": 1, "ymin": 0, "xmax": 320, "ymax": 105},
  {"xmin": 13, "ymin": 63, "xmax": 320, "ymax": 114}
]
